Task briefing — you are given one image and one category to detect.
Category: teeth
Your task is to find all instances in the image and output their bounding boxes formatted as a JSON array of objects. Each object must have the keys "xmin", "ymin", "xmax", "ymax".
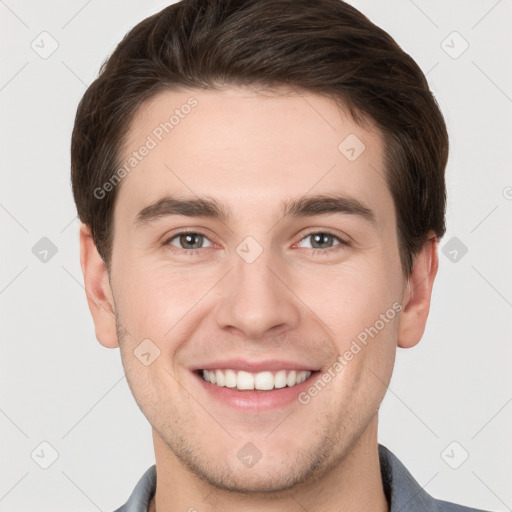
[
  {"xmin": 215, "ymin": 369, "xmax": 225, "ymax": 387},
  {"xmin": 237, "ymin": 371, "xmax": 254, "ymax": 390},
  {"xmin": 201, "ymin": 369, "xmax": 312, "ymax": 391},
  {"xmin": 255, "ymin": 371, "xmax": 274, "ymax": 390},
  {"xmin": 225, "ymin": 369, "xmax": 237, "ymax": 388},
  {"xmin": 274, "ymin": 370, "xmax": 287, "ymax": 389}
]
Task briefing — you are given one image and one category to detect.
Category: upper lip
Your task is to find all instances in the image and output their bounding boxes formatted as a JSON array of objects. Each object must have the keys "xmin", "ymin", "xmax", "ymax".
[{"xmin": 190, "ymin": 358, "xmax": 319, "ymax": 373}]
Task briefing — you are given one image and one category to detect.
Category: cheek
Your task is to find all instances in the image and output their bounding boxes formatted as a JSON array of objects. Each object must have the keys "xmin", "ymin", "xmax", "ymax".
[
  {"xmin": 119, "ymin": 346, "xmax": 175, "ymax": 431},
  {"xmin": 113, "ymin": 259, "xmax": 204, "ymax": 338},
  {"xmin": 319, "ymin": 285, "xmax": 399, "ymax": 415},
  {"xmin": 305, "ymin": 263, "xmax": 401, "ymax": 400},
  {"xmin": 305, "ymin": 260, "xmax": 400, "ymax": 339}
]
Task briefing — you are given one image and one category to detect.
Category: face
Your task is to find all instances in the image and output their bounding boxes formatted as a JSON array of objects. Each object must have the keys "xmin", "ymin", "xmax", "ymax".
[{"xmin": 83, "ymin": 86, "xmax": 436, "ymax": 494}]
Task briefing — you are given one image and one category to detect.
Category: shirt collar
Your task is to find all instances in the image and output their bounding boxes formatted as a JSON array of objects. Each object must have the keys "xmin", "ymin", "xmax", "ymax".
[{"xmin": 378, "ymin": 443, "xmax": 438, "ymax": 511}]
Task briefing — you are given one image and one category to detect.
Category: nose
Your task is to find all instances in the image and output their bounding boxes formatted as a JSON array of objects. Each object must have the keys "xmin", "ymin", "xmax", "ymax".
[{"xmin": 214, "ymin": 247, "xmax": 301, "ymax": 340}]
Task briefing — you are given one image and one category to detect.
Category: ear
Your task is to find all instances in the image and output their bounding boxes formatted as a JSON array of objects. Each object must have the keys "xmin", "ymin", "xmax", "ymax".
[
  {"xmin": 397, "ymin": 232, "xmax": 439, "ymax": 349},
  {"xmin": 79, "ymin": 223, "xmax": 119, "ymax": 348}
]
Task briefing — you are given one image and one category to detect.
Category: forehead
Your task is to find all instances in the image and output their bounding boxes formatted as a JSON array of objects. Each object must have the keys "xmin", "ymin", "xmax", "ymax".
[{"xmin": 115, "ymin": 86, "xmax": 393, "ymax": 230}]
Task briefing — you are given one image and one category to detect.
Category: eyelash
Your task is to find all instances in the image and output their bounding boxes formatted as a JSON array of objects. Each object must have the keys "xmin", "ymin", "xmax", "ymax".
[{"xmin": 162, "ymin": 229, "xmax": 349, "ymax": 257}]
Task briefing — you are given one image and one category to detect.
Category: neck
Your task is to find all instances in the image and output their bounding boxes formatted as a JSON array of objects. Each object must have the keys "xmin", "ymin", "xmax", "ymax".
[{"xmin": 148, "ymin": 415, "xmax": 388, "ymax": 512}]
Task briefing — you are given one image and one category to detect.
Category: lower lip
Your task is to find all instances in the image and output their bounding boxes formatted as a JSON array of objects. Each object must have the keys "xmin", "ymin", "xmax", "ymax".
[{"xmin": 193, "ymin": 371, "xmax": 320, "ymax": 411}]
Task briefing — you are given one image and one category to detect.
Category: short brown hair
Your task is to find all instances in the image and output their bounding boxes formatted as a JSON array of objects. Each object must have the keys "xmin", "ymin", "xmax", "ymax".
[{"xmin": 71, "ymin": 0, "xmax": 448, "ymax": 276}]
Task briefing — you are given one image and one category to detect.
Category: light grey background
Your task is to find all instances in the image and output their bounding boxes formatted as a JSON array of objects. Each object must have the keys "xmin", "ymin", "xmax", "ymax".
[{"xmin": 1, "ymin": 0, "xmax": 511, "ymax": 510}]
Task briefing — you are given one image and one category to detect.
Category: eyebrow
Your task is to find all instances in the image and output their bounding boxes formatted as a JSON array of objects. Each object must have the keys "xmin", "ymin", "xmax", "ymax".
[{"xmin": 134, "ymin": 193, "xmax": 376, "ymax": 226}]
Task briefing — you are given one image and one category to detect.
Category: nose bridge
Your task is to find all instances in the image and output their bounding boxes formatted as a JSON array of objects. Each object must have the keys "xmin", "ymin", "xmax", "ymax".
[{"xmin": 214, "ymin": 237, "xmax": 300, "ymax": 339}]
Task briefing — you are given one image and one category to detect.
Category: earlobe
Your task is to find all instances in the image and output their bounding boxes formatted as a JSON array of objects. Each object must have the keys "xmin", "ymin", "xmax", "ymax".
[
  {"xmin": 396, "ymin": 233, "xmax": 439, "ymax": 349},
  {"xmin": 79, "ymin": 224, "xmax": 119, "ymax": 348}
]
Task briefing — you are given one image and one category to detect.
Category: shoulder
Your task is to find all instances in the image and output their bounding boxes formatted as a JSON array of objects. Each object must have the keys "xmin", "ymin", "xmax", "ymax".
[
  {"xmin": 378, "ymin": 444, "xmax": 495, "ymax": 512},
  {"xmin": 432, "ymin": 497, "xmax": 493, "ymax": 512}
]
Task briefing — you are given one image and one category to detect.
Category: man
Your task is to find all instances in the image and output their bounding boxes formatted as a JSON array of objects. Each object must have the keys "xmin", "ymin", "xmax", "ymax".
[{"xmin": 71, "ymin": 0, "xmax": 492, "ymax": 510}]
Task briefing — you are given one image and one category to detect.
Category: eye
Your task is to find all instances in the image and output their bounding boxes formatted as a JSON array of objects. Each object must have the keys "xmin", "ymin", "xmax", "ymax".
[
  {"xmin": 162, "ymin": 230, "xmax": 348, "ymax": 256},
  {"xmin": 296, "ymin": 231, "xmax": 348, "ymax": 252},
  {"xmin": 165, "ymin": 231, "xmax": 213, "ymax": 252}
]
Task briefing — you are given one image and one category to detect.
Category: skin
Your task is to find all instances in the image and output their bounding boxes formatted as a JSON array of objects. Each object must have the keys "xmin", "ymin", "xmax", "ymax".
[{"xmin": 80, "ymin": 86, "xmax": 438, "ymax": 512}]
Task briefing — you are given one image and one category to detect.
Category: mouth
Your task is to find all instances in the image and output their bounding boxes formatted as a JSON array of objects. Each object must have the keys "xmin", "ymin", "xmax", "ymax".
[
  {"xmin": 191, "ymin": 364, "xmax": 321, "ymax": 411},
  {"xmin": 195, "ymin": 368, "xmax": 314, "ymax": 391}
]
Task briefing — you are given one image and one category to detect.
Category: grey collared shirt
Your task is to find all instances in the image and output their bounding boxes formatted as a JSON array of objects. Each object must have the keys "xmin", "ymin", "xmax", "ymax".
[{"xmin": 113, "ymin": 444, "xmax": 492, "ymax": 512}]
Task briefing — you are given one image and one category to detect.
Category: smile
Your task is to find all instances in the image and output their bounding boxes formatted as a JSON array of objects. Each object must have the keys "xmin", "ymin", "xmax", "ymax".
[{"xmin": 199, "ymin": 369, "xmax": 313, "ymax": 391}]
